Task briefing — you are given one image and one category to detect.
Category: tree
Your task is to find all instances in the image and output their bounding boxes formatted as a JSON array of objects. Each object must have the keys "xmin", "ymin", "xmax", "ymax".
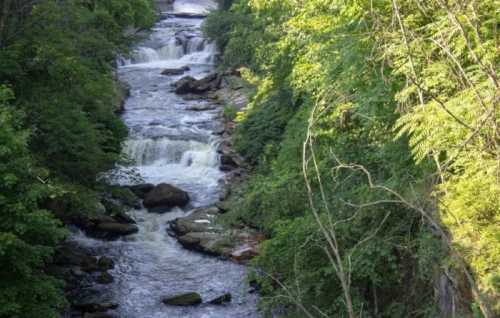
[{"xmin": 0, "ymin": 86, "xmax": 66, "ymax": 318}]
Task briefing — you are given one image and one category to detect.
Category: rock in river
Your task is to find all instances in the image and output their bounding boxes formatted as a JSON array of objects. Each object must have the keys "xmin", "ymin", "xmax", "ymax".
[
  {"xmin": 170, "ymin": 206, "xmax": 262, "ymax": 262},
  {"xmin": 143, "ymin": 183, "xmax": 189, "ymax": 212},
  {"xmin": 161, "ymin": 66, "xmax": 190, "ymax": 76},
  {"xmin": 95, "ymin": 222, "xmax": 139, "ymax": 237},
  {"xmin": 96, "ymin": 271, "xmax": 114, "ymax": 284},
  {"xmin": 97, "ymin": 256, "xmax": 114, "ymax": 271},
  {"xmin": 162, "ymin": 292, "xmax": 202, "ymax": 306},
  {"xmin": 209, "ymin": 293, "xmax": 232, "ymax": 305},
  {"xmin": 174, "ymin": 73, "xmax": 221, "ymax": 95},
  {"xmin": 128, "ymin": 183, "xmax": 155, "ymax": 199}
]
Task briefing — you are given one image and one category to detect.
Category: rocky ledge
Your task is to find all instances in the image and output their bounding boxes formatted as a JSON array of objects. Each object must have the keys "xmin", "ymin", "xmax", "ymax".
[
  {"xmin": 169, "ymin": 206, "xmax": 263, "ymax": 264},
  {"xmin": 47, "ymin": 241, "xmax": 119, "ymax": 317},
  {"xmin": 168, "ymin": 69, "xmax": 262, "ymax": 263}
]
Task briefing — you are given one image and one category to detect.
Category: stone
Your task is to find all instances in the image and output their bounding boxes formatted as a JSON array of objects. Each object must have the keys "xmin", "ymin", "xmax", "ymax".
[
  {"xmin": 175, "ymin": 76, "xmax": 199, "ymax": 94},
  {"xmin": 53, "ymin": 245, "xmax": 93, "ymax": 267},
  {"xmin": 220, "ymin": 164, "xmax": 235, "ymax": 172},
  {"xmin": 174, "ymin": 73, "xmax": 221, "ymax": 95},
  {"xmin": 108, "ymin": 186, "xmax": 141, "ymax": 208},
  {"xmin": 208, "ymin": 293, "xmax": 232, "ymax": 305},
  {"xmin": 143, "ymin": 183, "xmax": 189, "ymax": 211},
  {"xmin": 162, "ymin": 292, "xmax": 202, "ymax": 306},
  {"xmin": 128, "ymin": 183, "xmax": 155, "ymax": 198},
  {"xmin": 81, "ymin": 256, "xmax": 99, "ymax": 273},
  {"xmin": 70, "ymin": 267, "xmax": 86, "ymax": 277},
  {"xmin": 186, "ymin": 104, "xmax": 217, "ymax": 111},
  {"xmin": 95, "ymin": 222, "xmax": 139, "ymax": 236},
  {"xmin": 161, "ymin": 66, "xmax": 190, "ymax": 76},
  {"xmin": 97, "ymin": 256, "xmax": 114, "ymax": 270},
  {"xmin": 169, "ymin": 12, "xmax": 207, "ymax": 19},
  {"xmin": 96, "ymin": 271, "xmax": 114, "ymax": 284},
  {"xmin": 89, "ymin": 215, "xmax": 118, "ymax": 225},
  {"xmin": 170, "ymin": 207, "xmax": 221, "ymax": 236},
  {"xmin": 230, "ymin": 244, "xmax": 259, "ymax": 264},
  {"xmin": 220, "ymin": 154, "xmax": 237, "ymax": 167},
  {"xmin": 181, "ymin": 94, "xmax": 208, "ymax": 101},
  {"xmin": 112, "ymin": 211, "xmax": 136, "ymax": 224}
]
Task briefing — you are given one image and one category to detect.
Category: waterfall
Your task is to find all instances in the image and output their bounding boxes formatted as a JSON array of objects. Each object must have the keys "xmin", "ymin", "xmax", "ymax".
[
  {"xmin": 173, "ymin": 0, "xmax": 218, "ymax": 14},
  {"xmin": 186, "ymin": 37, "xmax": 205, "ymax": 54},
  {"xmin": 124, "ymin": 138, "xmax": 218, "ymax": 167},
  {"xmin": 131, "ymin": 47, "xmax": 159, "ymax": 63}
]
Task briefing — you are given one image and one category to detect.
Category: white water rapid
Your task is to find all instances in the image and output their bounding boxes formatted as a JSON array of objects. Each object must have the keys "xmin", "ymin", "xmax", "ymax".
[{"xmin": 71, "ymin": 1, "xmax": 259, "ymax": 317}]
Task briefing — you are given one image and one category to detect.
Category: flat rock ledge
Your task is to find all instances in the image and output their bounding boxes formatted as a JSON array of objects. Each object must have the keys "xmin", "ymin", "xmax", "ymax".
[{"xmin": 169, "ymin": 206, "xmax": 263, "ymax": 264}]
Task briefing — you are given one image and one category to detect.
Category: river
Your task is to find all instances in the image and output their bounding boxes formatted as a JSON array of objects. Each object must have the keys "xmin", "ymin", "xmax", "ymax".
[{"xmin": 71, "ymin": 1, "xmax": 259, "ymax": 317}]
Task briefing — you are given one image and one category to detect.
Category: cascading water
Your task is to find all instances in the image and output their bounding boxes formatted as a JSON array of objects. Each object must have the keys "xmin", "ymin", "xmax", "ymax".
[{"xmin": 71, "ymin": 1, "xmax": 259, "ymax": 317}]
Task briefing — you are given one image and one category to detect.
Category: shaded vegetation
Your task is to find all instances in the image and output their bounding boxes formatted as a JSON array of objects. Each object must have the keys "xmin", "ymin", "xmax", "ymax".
[{"xmin": 0, "ymin": 1, "xmax": 155, "ymax": 317}]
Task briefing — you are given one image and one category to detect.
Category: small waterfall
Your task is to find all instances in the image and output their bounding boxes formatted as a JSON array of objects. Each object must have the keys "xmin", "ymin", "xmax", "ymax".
[
  {"xmin": 180, "ymin": 41, "xmax": 217, "ymax": 64},
  {"xmin": 157, "ymin": 40, "xmax": 184, "ymax": 60},
  {"xmin": 131, "ymin": 47, "xmax": 159, "ymax": 63},
  {"xmin": 180, "ymin": 148, "xmax": 218, "ymax": 168},
  {"xmin": 124, "ymin": 138, "xmax": 217, "ymax": 166},
  {"xmin": 173, "ymin": 0, "xmax": 218, "ymax": 14},
  {"xmin": 186, "ymin": 37, "xmax": 205, "ymax": 54}
]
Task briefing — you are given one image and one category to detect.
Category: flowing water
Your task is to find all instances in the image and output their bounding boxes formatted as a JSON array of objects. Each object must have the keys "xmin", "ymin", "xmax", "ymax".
[{"xmin": 71, "ymin": 1, "xmax": 259, "ymax": 317}]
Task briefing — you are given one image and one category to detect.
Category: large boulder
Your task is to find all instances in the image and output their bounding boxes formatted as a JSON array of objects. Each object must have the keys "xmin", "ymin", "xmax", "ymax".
[
  {"xmin": 175, "ymin": 76, "xmax": 201, "ymax": 94},
  {"xmin": 177, "ymin": 232, "xmax": 231, "ymax": 256},
  {"xmin": 143, "ymin": 183, "xmax": 189, "ymax": 212},
  {"xmin": 95, "ymin": 222, "xmax": 139, "ymax": 237},
  {"xmin": 170, "ymin": 206, "xmax": 221, "ymax": 235},
  {"xmin": 170, "ymin": 205, "xmax": 263, "ymax": 263},
  {"xmin": 174, "ymin": 73, "xmax": 221, "ymax": 95},
  {"xmin": 128, "ymin": 183, "xmax": 155, "ymax": 199},
  {"xmin": 162, "ymin": 292, "xmax": 202, "ymax": 306}
]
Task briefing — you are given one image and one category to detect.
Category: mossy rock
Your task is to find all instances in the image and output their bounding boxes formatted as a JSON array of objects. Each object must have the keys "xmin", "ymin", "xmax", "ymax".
[
  {"xmin": 108, "ymin": 186, "xmax": 140, "ymax": 208},
  {"xmin": 162, "ymin": 292, "xmax": 202, "ymax": 306}
]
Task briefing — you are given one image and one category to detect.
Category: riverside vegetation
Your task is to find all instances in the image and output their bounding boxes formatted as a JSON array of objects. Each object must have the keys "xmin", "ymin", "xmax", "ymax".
[
  {"xmin": 0, "ymin": 0, "xmax": 498, "ymax": 318},
  {"xmin": 0, "ymin": 1, "xmax": 155, "ymax": 317},
  {"xmin": 203, "ymin": 0, "xmax": 499, "ymax": 318}
]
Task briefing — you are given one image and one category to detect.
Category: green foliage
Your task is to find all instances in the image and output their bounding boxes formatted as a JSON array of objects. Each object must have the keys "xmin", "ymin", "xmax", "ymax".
[
  {"xmin": 0, "ymin": 0, "xmax": 156, "ymax": 184},
  {"xmin": 223, "ymin": 104, "xmax": 238, "ymax": 121},
  {"xmin": 234, "ymin": 83, "xmax": 297, "ymax": 164},
  {"xmin": 0, "ymin": 87, "xmax": 67, "ymax": 318},
  {"xmin": 216, "ymin": 0, "xmax": 498, "ymax": 316},
  {"xmin": 387, "ymin": 1, "xmax": 499, "ymax": 310},
  {"xmin": 0, "ymin": 1, "xmax": 155, "ymax": 316}
]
